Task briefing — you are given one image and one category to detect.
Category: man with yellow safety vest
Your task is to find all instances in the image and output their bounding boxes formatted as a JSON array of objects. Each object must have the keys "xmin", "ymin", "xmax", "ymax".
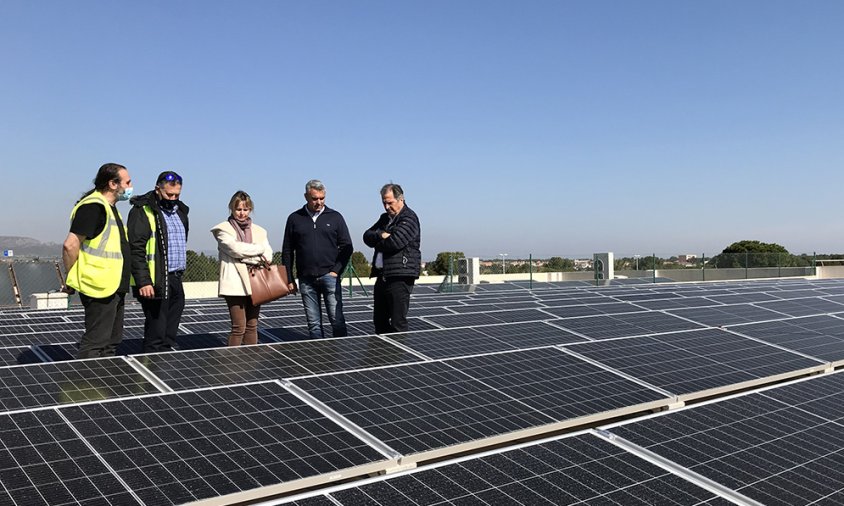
[
  {"xmin": 62, "ymin": 163, "xmax": 133, "ymax": 359},
  {"xmin": 128, "ymin": 171, "xmax": 189, "ymax": 352}
]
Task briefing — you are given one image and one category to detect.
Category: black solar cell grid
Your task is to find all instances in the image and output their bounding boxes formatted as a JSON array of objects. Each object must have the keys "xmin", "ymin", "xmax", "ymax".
[
  {"xmin": 565, "ymin": 328, "xmax": 824, "ymax": 397},
  {"xmin": 555, "ymin": 312, "xmax": 703, "ymax": 340},
  {"xmin": 0, "ymin": 357, "xmax": 162, "ymax": 413},
  {"xmin": 446, "ymin": 348, "xmax": 669, "ymax": 421},
  {"xmin": 610, "ymin": 387, "xmax": 844, "ymax": 506},
  {"xmin": 273, "ymin": 336, "xmax": 423, "ymax": 375},
  {"xmin": 753, "ymin": 297, "xmax": 844, "ymax": 317},
  {"xmin": 134, "ymin": 345, "xmax": 310, "ymax": 391},
  {"xmin": 0, "ymin": 409, "xmax": 141, "ymax": 505},
  {"xmin": 293, "ymin": 361, "xmax": 555, "ymax": 457},
  {"xmin": 60, "ymin": 382, "xmax": 388, "ymax": 506},
  {"xmin": 728, "ymin": 316, "xmax": 844, "ymax": 364},
  {"xmin": 325, "ymin": 433, "xmax": 724, "ymax": 505},
  {"xmin": 384, "ymin": 327, "xmax": 519, "ymax": 359},
  {"xmin": 0, "ymin": 346, "xmax": 42, "ymax": 367},
  {"xmin": 668, "ymin": 304, "xmax": 786, "ymax": 327}
]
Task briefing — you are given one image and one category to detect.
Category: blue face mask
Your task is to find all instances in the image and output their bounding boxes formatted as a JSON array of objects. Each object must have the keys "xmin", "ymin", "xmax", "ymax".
[{"xmin": 118, "ymin": 186, "xmax": 133, "ymax": 201}]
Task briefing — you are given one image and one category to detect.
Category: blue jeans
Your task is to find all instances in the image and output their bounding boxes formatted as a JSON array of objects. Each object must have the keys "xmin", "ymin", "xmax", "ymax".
[{"xmin": 299, "ymin": 274, "xmax": 347, "ymax": 339}]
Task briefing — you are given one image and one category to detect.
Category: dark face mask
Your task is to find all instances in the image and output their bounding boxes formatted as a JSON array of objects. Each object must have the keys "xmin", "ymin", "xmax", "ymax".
[{"xmin": 159, "ymin": 199, "xmax": 178, "ymax": 210}]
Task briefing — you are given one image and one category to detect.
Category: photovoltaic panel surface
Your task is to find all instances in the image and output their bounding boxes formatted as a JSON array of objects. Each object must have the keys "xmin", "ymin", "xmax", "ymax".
[
  {"xmin": 668, "ymin": 304, "xmax": 786, "ymax": 326},
  {"xmin": 753, "ymin": 297, "xmax": 844, "ymax": 317},
  {"xmin": 293, "ymin": 361, "xmax": 555, "ymax": 458},
  {"xmin": 272, "ymin": 336, "xmax": 423, "ymax": 375},
  {"xmin": 632, "ymin": 297, "xmax": 723, "ymax": 311},
  {"xmin": 0, "ymin": 409, "xmax": 141, "ymax": 505},
  {"xmin": 565, "ymin": 328, "xmax": 825, "ymax": 398},
  {"xmin": 319, "ymin": 433, "xmax": 726, "ymax": 505},
  {"xmin": 541, "ymin": 302, "xmax": 646, "ymax": 318},
  {"xmin": 555, "ymin": 312, "xmax": 704, "ymax": 340},
  {"xmin": 728, "ymin": 315, "xmax": 844, "ymax": 364},
  {"xmin": 0, "ymin": 346, "xmax": 42, "ymax": 366},
  {"xmin": 609, "ymin": 377, "xmax": 844, "ymax": 506},
  {"xmin": 133, "ymin": 345, "xmax": 310, "ymax": 391},
  {"xmin": 60, "ymin": 382, "xmax": 389, "ymax": 506},
  {"xmin": 474, "ymin": 321, "xmax": 588, "ymax": 348},
  {"xmin": 346, "ymin": 318, "xmax": 439, "ymax": 336},
  {"xmin": 446, "ymin": 348, "xmax": 669, "ymax": 421},
  {"xmin": 0, "ymin": 358, "xmax": 162, "ymax": 413},
  {"xmin": 384, "ymin": 327, "xmax": 519, "ymax": 359}
]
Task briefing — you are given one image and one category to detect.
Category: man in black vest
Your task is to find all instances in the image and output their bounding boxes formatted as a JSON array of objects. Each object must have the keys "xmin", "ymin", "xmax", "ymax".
[{"xmin": 363, "ymin": 183, "xmax": 421, "ymax": 334}]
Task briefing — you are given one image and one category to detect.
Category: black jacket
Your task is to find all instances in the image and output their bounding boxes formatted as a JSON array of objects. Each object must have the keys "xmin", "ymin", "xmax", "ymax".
[
  {"xmin": 363, "ymin": 204, "xmax": 421, "ymax": 279},
  {"xmin": 127, "ymin": 190, "xmax": 190, "ymax": 299},
  {"xmin": 281, "ymin": 206, "xmax": 353, "ymax": 281}
]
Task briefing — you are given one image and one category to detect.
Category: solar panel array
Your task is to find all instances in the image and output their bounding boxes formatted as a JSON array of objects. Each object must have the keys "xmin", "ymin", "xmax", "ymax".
[{"xmin": 2, "ymin": 276, "xmax": 844, "ymax": 504}]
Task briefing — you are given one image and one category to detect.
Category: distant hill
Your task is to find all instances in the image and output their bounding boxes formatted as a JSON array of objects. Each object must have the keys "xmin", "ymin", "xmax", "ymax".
[{"xmin": 0, "ymin": 236, "xmax": 62, "ymax": 259}]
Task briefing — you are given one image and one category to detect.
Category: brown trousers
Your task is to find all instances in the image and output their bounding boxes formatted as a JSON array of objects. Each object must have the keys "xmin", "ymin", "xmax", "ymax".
[{"xmin": 225, "ymin": 296, "xmax": 261, "ymax": 346}]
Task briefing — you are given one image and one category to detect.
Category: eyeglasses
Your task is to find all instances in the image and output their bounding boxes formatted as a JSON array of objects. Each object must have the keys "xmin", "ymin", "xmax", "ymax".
[{"xmin": 158, "ymin": 172, "xmax": 182, "ymax": 185}]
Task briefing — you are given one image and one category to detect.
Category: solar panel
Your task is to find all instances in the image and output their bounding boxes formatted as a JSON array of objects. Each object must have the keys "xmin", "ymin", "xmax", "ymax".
[
  {"xmin": 133, "ymin": 345, "xmax": 310, "ymax": 391},
  {"xmin": 263, "ymin": 326, "xmax": 312, "ymax": 342},
  {"xmin": 446, "ymin": 348, "xmax": 669, "ymax": 422},
  {"xmin": 753, "ymin": 297, "xmax": 844, "ymax": 317},
  {"xmin": 632, "ymin": 297, "xmax": 723, "ymax": 311},
  {"xmin": 541, "ymin": 302, "xmax": 645, "ymax": 318},
  {"xmin": 565, "ymin": 328, "xmax": 826, "ymax": 400},
  {"xmin": 704, "ymin": 292, "xmax": 781, "ymax": 304},
  {"xmin": 555, "ymin": 312, "xmax": 704, "ymax": 340},
  {"xmin": 728, "ymin": 315, "xmax": 844, "ymax": 365},
  {"xmin": 422, "ymin": 312, "xmax": 506, "ymax": 328},
  {"xmin": 292, "ymin": 361, "xmax": 556, "ymax": 460},
  {"xmin": 474, "ymin": 321, "xmax": 588, "ymax": 348},
  {"xmin": 0, "ymin": 409, "xmax": 142, "ymax": 505},
  {"xmin": 346, "ymin": 318, "xmax": 439, "ymax": 336},
  {"xmin": 313, "ymin": 432, "xmax": 726, "ymax": 505},
  {"xmin": 609, "ymin": 376, "xmax": 844, "ymax": 506},
  {"xmin": 60, "ymin": 382, "xmax": 390, "ymax": 505},
  {"xmin": 668, "ymin": 304, "xmax": 786, "ymax": 326},
  {"xmin": 273, "ymin": 336, "xmax": 423, "ymax": 375},
  {"xmin": 383, "ymin": 327, "xmax": 519, "ymax": 359},
  {"xmin": 0, "ymin": 346, "xmax": 42, "ymax": 366},
  {"xmin": 0, "ymin": 357, "xmax": 162, "ymax": 413}
]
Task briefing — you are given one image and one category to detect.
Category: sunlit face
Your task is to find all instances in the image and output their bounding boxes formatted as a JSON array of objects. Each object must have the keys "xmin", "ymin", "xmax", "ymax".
[
  {"xmin": 305, "ymin": 188, "xmax": 325, "ymax": 213},
  {"xmin": 111, "ymin": 168, "xmax": 132, "ymax": 193},
  {"xmin": 382, "ymin": 190, "xmax": 404, "ymax": 217},
  {"xmin": 232, "ymin": 200, "xmax": 252, "ymax": 220},
  {"xmin": 156, "ymin": 182, "xmax": 182, "ymax": 200}
]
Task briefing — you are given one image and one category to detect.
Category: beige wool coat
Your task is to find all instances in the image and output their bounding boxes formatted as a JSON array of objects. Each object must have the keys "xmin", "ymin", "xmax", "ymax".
[{"xmin": 211, "ymin": 221, "xmax": 273, "ymax": 296}]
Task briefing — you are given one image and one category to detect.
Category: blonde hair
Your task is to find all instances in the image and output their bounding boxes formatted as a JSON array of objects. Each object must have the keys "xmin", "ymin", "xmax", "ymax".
[{"xmin": 228, "ymin": 190, "xmax": 254, "ymax": 214}]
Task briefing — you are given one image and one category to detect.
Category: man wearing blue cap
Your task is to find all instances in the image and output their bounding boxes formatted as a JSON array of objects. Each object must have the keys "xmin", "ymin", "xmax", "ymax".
[{"xmin": 128, "ymin": 171, "xmax": 190, "ymax": 352}]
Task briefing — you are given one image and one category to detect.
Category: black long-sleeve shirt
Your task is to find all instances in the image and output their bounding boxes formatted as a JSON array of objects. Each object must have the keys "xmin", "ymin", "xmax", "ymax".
[{"xmin": 281, "ymin": 206, "xmax": 353, "ymax": 281}]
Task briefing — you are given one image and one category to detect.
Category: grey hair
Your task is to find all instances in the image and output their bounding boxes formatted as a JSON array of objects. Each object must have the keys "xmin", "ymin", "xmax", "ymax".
[
  {"xmin": 380, "ymin": 183, "xmax": 404, "ymax": 200},
  {"xmin": 305, "ymin": 179, "xmax": 325, "ymax": 192}
]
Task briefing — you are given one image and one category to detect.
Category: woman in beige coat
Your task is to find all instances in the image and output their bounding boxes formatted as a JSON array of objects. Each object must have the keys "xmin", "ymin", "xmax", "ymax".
[{"xmin": 211, "ymin": 191, "xmax": 273, "ymax": 346}]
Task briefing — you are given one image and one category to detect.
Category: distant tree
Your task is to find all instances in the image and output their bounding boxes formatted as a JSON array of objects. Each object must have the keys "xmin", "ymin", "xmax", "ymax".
[
  {"xmin": 543, "ymin": 256, "xmax": 574, "ymax": 272},
  {"xmin": 428, "ymin": 252, "xmax": 465, "ymax": 275},
  {"xmin": 184, "ymin": 250, "xmax": 219, "ymax": 282},
  {"xmin": 349, "ymin": 251, "xmax": 371, "ymax": 277},
  {"xmin": 710, "ymin": 240, "xmax": 791, "ymax": 268}
]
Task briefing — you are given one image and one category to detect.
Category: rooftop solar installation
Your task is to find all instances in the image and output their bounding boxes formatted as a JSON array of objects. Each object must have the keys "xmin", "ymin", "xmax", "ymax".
[
  {"xmin": 383, "ymin": 327, "xmax": 521, "ymax": 359},
  {"xmin": 667, "ymin": 304, "xmax": 788, "ymax": 326},
  {"xmin": 540, "ymin": 302, "xmax": 646, "ymax": 318},
  {"xmin": 446, "ymin": 348, "xmax": 670, "ymax": 423},
  {"xmin": 608, "ymin": 372, "xmax": 844, "ymax": 506},
  {"xmin": 727, "ymin": 315, "xmax": 844, "ymax": 365},
  {"xmin": 565, "ymin": 328, "xmax": 827, "ymax": 400},
  {"xmin": 292, "ymin": 361, "xmax": 556, "ymax": 461},
  {"xmin": 0, "ymin": 409, "xmax": 142, "ymax": 505},
  {"xmin": 133, "ymin": 345, "xmax": 310, "ymax": 391},
  {"xmin": 60, "ymin": 382, "xmax": 391, "ymax": 505},
  {"xmin": 273, "ymin": 336, "xmax": 423, "ymax": 375},
  {"xmin": 474, "ymin": 321, "xmax": 588, "ymax": 348},
  {"xmin": 555, "ymin": 311, "xmax": 705, "ymax": 340},
  {"xmin": 0, "ymin": 345, "xmax": 42, "ymax": 366},
  {"xmin": 752, "ymin": 296, "xmax": 844, "ymax": 317},
  {"xmin": 300, "ymin": 432, "xmax": 726, "ymax": 505},
  {"xmin": 632, "ymin": 296, "xmax": 724, "ymax": 311},
  {"xmin": 0, "ymin": 357, "xmax": 162, "ymax": 413}
]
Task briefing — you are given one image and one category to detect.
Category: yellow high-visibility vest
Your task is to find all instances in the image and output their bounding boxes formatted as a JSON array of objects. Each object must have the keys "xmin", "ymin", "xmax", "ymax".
[
  {"xmin": 66, "ymin": 192, "xmax": 126, "ymax": 297},
  {"xmin": 130, "ymin": 206, "xmax": 158, "ymax": 286}
]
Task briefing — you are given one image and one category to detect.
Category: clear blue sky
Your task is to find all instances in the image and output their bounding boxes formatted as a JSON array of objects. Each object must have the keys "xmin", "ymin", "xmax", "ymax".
[{"xmin": 2, "ymin": 1, "xmax": 843, "ymax": 259}]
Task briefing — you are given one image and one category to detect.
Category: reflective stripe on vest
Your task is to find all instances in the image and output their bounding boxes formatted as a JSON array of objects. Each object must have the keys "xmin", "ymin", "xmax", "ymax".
[
  {"xmin": 66, "ymin": 192, "xmax": 125, "ymax": 297},
  {"xmin": 130, "ymin": 206, "xmax": 158, "ymax": 287}
]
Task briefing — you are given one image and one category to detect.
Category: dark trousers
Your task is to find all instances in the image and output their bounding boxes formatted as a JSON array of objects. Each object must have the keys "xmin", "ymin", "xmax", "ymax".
[
  {"xmin": 78, "ymin": 292, "xmax": 125, "ymax": 358},
  {"xmin": 373, "ymin": 277, "xmax": 415, "ymax": 334},
  {"xmin": 140, "ymin": 272, "xmax": 186, "ymax": 352},
  {"xmin": 225, "ymin": 296, "xmax": 261, "ymax": 346}
]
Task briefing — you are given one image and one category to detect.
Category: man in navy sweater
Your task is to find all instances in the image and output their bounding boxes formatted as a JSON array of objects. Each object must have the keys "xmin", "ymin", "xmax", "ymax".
[{"xmin": 282, "ymin": 180, "xmax": 353, "ymax": 339}]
